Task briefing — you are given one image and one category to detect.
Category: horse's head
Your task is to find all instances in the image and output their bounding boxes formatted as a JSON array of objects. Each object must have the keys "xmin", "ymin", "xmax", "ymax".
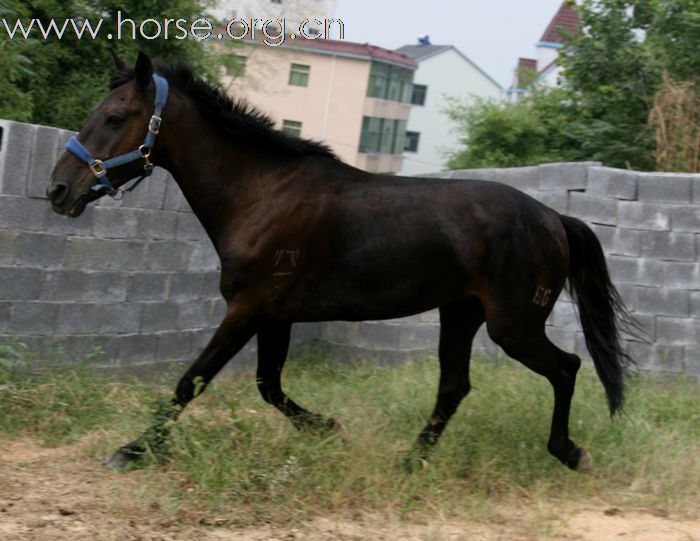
[{"xmin": 48, "ymin": 51, "xmax": 166, "ymax": 217}]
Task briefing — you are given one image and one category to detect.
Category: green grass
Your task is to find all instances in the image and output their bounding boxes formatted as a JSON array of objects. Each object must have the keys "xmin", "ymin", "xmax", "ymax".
[{"xmin": 1, "ymin": 344, "xmax": 699, "ymax": 525}]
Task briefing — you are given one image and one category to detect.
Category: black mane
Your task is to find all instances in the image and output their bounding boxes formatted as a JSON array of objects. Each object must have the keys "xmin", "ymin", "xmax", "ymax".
[{"xmin": 110, "ymin": 60, "xmax": 337, "ymax": 160}]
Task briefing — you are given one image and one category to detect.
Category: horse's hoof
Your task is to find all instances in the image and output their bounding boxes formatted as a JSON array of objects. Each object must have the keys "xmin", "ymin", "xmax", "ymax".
[
  {"xmin": 323, "ymin": 417, "xmax": 342, "ymax": 436},
  {"xmin": 298, "ymin": 415, "xmax": 342, "ymax": 437},
  {"xmin": 575, "ymin": 448, "xmax": 593, "ymax": 473},
  {"xmin": 105, "ymin": 447, "xmax": 145, "ymax": 471},
  {"xmin": 402, "ymin": 453, "xmax": 429, "ymax": 474}
]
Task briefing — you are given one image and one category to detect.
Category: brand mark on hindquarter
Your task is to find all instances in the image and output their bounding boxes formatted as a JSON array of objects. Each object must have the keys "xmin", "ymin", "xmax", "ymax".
[{"xmin": 533, "ymin": 286, "xmax": 552, "ymax": 307}]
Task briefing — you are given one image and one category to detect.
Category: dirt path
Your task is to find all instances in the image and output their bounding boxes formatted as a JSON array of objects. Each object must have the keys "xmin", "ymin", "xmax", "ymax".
[{"xmin": 1, "ymin": 437, "xmax": 699, "ymax": 541}]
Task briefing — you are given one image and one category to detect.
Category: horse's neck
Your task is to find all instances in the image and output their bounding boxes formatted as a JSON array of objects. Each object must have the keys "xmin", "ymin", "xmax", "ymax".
[
  {"xmin": 157, "ymin": 103, "xmax": 281, "ymax": 249},
  {"xmin": 159, "ymin": 121, "xmax": 241, "ymax": 240}
]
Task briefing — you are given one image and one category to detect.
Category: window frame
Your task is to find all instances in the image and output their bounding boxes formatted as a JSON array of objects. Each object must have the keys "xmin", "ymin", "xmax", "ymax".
[
  {"xmin": 410, "ymin": 84, "xmax": 428, "ymax": 106},
  {"xmin": 404, "ymin": 131, "xmax": 420, "ymax": 153},
  {"xmin": 289, "ymin": 63, "xmax": 310, "ymax": 87},
  {"xmin": 281, "ymin": 119, "xmax": 303, "ymax": 137}
]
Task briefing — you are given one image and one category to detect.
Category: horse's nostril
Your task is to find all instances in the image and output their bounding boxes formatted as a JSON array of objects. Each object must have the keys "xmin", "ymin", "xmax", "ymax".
[{"xmin": 48, "ymin": 182, "xmax": 69, "ymax": 204}]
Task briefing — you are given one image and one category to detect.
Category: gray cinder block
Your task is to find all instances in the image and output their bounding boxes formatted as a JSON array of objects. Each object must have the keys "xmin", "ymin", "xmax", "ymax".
[
  {"xmin": 100, "ymin": 303, "xmax": 144, "ymax": 334},
  {"xmin": 656, "ymin": 316, "xmax": 700, "ymax": 346},
  {"xmin": 634, "ymin": 286, "xmax": 689, "ymax": 317},
  {"xmin": 671, "ymin": 206, "xmax": 700, "ymax": 232},
  {"xmin": 638, "ymin": 173, "xmax": 692, "ymax": 204},
  {"xmin": 590, "ymin": 224, "xmax": 641, "ymax": 257},
  {"xmin": 92, "ymin": 207, "xmax": 139, "ymax": 239},
  {"xmin": 0, "ymin": 267, "xmax": 43, "ymax": 300},
  {"xmin": 640, "ymin": 231, "xmax": 695, "ymax": 261},
  {"xmin": 608, "ymin": 255, "xmax": 664, "ymax": 287},
  {"xmin": 141, "ymin": 302, "xmax": 179, "ymax": 332},
  {"xmin": 587, "ymin": 166, "xmax": 638, "ymax": 200},
  {"xmin": 14, "ymin": 232, "xmax": 66, "ymax": 268},
  {"xmin": 27, "ymin": 125, "xmax": 61, "ymax": 199},
  {"xmin": 1, "ymin": 121, "xmax": 35, "ymax": 196},
  {"xmin": 126, "ymin": 273, "xmax": 169, "ymax": 302},
  {"xmin": 569, "ymin": 192, "xmax": 618, "ymax": 225},
  {"xmin": 539, "ymin": 162, "xmax": 589, "ymax": 191},
  {"xmin": 10, "ymin": 301, "xmax": 59, "ymax": 333},
  {"xmin": 618, "ymin": 202, "xmax": 671, "ymax": 231},
  {"xmin": 177, "ymin": 301, "xmax": 211, "ymax": 330},
  {"xmin": 664, "ymin": 262, "xmax": 700, "ymax": 290}
]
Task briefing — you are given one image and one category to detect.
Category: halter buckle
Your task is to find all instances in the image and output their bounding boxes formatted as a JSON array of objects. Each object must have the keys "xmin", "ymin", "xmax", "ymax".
[
  {"xmin": 138, "ymin": 144, "xmax": 152, "ymax": 159},
  {"xmin": 148, "ymin": 115, "xmax": 162, "ymax": 134},
  {"xmin": 89, "ymin": 159, "xmax": 106, "ymax": 178}
]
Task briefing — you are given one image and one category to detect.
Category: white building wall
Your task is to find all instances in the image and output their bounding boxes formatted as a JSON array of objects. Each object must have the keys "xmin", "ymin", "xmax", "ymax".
[
  {"xmin": 400, "ymin": 49, "xmax": 501, "ymax": 176},
  {"xmin": 213, "ymin": 0, "xmax": 337, "ymax": 32},
  {"xmin": 535, "ymin": 44, "xmax": 560, "ymax": 74}
]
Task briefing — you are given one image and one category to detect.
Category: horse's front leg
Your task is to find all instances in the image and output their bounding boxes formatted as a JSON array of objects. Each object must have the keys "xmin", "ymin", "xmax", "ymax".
[
  {"xmin": 256, "ymin": 321, "xmax": 340, "ymax": 435},
  {"xmin": 106, "ymin": 302, "xmax": 256, "ymax": 469}
]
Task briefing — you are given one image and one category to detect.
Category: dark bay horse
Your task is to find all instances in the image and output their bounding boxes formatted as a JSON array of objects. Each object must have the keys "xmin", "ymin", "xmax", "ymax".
[{"xmin": 47, "ymin": 52, "xmax": 634, "ymax": 472}]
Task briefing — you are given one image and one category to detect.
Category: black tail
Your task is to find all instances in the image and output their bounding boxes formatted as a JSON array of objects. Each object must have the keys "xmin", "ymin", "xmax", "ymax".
[{"xmin": 560, "ymin": 215, "xmax": 637, "ymax": 416}]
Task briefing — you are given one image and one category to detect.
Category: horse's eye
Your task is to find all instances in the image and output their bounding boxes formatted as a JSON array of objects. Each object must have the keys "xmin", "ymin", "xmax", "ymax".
[{"xmin": 106, "ymin": 115, "xmax": 125, "ymax": 128}]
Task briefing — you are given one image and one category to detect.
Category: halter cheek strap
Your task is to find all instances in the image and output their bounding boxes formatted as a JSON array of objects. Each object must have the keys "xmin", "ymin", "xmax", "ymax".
[{"xmin": 64, "ymin": 73, "xmax": 169, "ymax": 197}]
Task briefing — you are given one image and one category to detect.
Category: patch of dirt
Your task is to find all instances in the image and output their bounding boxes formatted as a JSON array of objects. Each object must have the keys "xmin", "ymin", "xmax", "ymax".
[
  {"xmin": 1, "ymin": 437, "xmax": 699, "ymax": 541},
  {"xmin": 564, "ymin": 509, "xmax": 700, "ymax": 541}
]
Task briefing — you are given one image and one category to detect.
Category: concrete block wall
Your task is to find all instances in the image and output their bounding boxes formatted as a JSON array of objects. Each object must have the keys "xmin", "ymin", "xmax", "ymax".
[
  {"xmin": 0, "ymin": 119, "xmax": 250, "ymax": 370},
  {"xmin": 1, "ymin": 119, "xmax": 699, "ymax": 377},
  {"xmin": 318, "ymin": 163, "xmax": 700, "ymax": 377}
]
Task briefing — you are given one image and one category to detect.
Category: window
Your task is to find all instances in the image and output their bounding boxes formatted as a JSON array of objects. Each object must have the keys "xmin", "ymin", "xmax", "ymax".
[
  {"xmin": 282, "ymin": 120, "xmax": 302, "ymax": 137},
  {"xmin": 289, "ymin": 63, "xmax": 310, "ymax": 87},
  {"xmin": 359, "ymin": 117, "xmax": 407, "ymax": 154},
  {"xmin": 224, "ymin": 54, "xmax": 247, "ymax": 77},
  {"xmin": 404, "ymin": 131, "xmax": 420, "ymax": 152},
  {"xmin": 411, "ymin": 84, "xmax": 427, "ymax": 106},
  {"xmin": 366, "ymin": 62, "xmax": 414, "ymax": 103}
]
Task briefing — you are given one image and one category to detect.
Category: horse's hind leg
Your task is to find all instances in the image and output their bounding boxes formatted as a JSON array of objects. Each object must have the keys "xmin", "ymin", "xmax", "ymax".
[
  {"xmin": 411, "ymin": 297, "xmax": 484, "ymax": 461},
  {"xmin": 257, "ymin": 321, "xmax": 339, "ymax": 435},
  {"xmin": 487, "ymin": 319, "xmax": 591, "ymax": 471}
]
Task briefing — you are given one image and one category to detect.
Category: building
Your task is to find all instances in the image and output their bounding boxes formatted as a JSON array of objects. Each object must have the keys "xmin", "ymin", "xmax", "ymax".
[
  {"xmin": 506, "ymin": 1, "xmax": 580, "ymax": 101},
  {"xmin": 223, "ymin": 37, "xmax": 417, "ymax": 174},
  {"xmin": 212, "ymin": 0, "xmax": 337, "ymax": 37},
  {"xmin": 394, "ymin": 43, "xmax": 502, "ymax": 176}
]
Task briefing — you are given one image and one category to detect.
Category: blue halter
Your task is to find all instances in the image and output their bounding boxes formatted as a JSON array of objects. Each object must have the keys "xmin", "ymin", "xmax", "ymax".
[{"xmin": 64, "ymin": 73, "xmax": 169, "ymax": 197}]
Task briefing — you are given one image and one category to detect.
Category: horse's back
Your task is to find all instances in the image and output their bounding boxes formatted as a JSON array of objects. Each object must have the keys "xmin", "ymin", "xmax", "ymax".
[{"xmin": 294, "ymin": 169, "xmax": 569, "ymax": 321}]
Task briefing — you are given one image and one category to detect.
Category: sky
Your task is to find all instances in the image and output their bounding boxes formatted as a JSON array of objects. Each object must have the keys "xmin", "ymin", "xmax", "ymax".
[{"xmin": 333, "ymin": 0, "xmax": 566, "ymax": 89}]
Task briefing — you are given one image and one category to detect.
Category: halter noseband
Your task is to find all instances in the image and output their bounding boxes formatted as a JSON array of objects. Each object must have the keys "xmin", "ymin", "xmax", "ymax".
[{"xmin": 64, "ymin": 73, "xmax": 169, "ymax": 198}]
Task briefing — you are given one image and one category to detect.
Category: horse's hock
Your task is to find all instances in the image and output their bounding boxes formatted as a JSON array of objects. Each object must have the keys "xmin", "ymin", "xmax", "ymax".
[{"xmin": 1, "ymin": 118, "xmax": 699, "ymax": 377}]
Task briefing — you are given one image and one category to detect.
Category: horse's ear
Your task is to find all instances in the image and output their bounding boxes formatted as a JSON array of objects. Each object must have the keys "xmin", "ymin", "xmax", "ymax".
[
  {"xmin": 110, "ymin": 49, "xmax": 128, "ymax": 72},
  {"xmin": 134, "ymin": 51, "xmax": 153, "ymax": 88}
]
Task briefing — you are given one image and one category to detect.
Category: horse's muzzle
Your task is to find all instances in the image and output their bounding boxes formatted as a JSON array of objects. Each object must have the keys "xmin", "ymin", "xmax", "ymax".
[{"xmin": 47, "ymin": 179, "xmax": 92, "ymax": 218}]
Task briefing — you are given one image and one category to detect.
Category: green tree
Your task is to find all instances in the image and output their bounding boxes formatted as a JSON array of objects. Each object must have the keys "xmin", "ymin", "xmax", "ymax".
[
  {"xmin": 646, "ymin": 0, "xmax": 700, "ymax": 84},
  {"xmin": 446, "ymin": 0, "xmax": 700, "ymax": 171},
  {"xmin": 0, "ymin": 0, "xmax": 228, "ymax": 130},
  {"xmin": 445, "ymin": 88, "xmax": 593, "ymax": 170},
  {"xmin": 557, "ymin": 0, "xmax": 662, "ymax": 169},
  {"xmin": 0, "ymin": 0, "xmax": 33, "ymax": 121}
]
